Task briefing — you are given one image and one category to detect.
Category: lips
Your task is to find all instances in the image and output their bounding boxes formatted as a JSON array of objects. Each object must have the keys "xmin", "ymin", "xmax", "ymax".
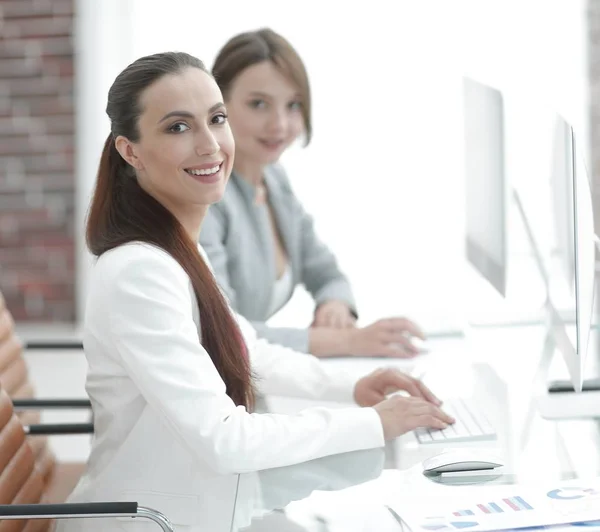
[
  {"xmin": 258, "ymin": 139, "xmax": 285, "ymax": 149},
  {"xmin": 184, "ymin": 162, "xmax": 223, "ymax": 176},
  {"xmin": 184, "ymin": 162, "xmax": 224, "ymax": 184}
]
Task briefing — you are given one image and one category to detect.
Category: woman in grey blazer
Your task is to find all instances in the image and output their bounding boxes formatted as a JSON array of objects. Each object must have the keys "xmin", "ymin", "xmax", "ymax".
[{"xmin": 200, "ymin": 28, "xmax": 424, "ymax": 357}]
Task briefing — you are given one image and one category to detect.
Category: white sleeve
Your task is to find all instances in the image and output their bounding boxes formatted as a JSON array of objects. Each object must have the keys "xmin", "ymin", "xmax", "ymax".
[
  {"xmin": 236, "ymin": 316, "xmax": 359, "ymax": 403},
  {"xmin": 105, "ymin": 249, "xmax": 384, "ymax": 476}
]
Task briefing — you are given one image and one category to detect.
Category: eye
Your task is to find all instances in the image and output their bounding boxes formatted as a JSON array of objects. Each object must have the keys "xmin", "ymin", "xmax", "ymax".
[
  {"xmin": 168, "ymin": 122, "xmax": 190, "ymax": 133},
  {"xmin": 249, "ymin": 99, "xmax": 267, "ymax": 109},
  {"xmin": 211, "ymin": 113, "xmax": 228, "ymax": 125},
  {"xmin": 288, "ymin": 101, "xmax": 303, "ymax": 111}
]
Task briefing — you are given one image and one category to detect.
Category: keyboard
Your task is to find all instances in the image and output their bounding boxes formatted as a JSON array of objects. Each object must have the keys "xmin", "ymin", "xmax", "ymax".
[{"xmin": 415, "ymin": 397, "xmax": 497, "ymax": 444}]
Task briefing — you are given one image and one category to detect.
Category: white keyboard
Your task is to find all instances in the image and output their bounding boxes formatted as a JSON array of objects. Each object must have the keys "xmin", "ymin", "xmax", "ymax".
[{"xmin": 415, "ymin": 397, "xmax": 497, "ymax": 444}]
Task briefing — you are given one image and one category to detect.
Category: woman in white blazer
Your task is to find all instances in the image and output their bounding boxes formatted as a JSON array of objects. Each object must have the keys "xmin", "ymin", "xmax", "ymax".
[{"xmin": 56, "ymin": 51, "xmax": 453, "ymax": 532}]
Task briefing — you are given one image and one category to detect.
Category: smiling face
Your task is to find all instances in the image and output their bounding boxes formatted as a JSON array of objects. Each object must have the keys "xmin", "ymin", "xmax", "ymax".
[
  {"xmin": 225, "ymin": 61, "xmax": 305, "ymax": 172},
  {"xmin": 114, "ymin": 67, "xmax": 235, "ymax": 219}
]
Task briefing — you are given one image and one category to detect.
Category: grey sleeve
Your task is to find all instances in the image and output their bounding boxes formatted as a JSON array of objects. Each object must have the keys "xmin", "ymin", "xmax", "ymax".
[{"xmin": 249, "ymin": 322, "xmax": 310, "ymax": 354}]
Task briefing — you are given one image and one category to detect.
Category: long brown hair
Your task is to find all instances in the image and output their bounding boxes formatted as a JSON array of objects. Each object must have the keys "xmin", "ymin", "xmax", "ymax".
[
  {"xmin": 86, "ymin": 52, "xmax": 254, "ymax": 408},
  {"xmin": 212, "ymin": 28, "xmax": 313, "ymax": 145}
]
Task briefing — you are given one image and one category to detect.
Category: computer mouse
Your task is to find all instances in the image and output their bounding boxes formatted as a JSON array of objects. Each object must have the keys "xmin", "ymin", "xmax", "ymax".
[
  {"xmin": 410, "ymin": 336, "xmax": 430, "ymax": 354},
  {"xmin": 422, "ymin": 450, "xmax": 504, "ymax": 474}
]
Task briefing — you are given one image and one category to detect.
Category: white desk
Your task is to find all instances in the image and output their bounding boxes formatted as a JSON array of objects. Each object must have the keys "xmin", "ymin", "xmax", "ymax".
[
  {"xmin": 19, "ymin": 323, "xmax": 600, "ymax": 531},
  {"xmin": 238, "ymin": 324, "xmax": 600, "ymax": 531}
]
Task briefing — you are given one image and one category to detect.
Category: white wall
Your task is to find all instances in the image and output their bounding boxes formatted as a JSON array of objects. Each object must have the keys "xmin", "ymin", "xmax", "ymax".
[
  {"xmin": 74, "ymin": 0, "xmax": 136, "ymax": 321},
  {"xmin": 77, "ymin": 0, "xmax": 588, "ymax": 331}
]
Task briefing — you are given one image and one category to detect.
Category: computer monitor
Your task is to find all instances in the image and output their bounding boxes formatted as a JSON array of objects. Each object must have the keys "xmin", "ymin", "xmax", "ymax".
[
  {"xmin": 514, "ymin": 117, "xmax": 595, "ymax": 396},
  {"xmin": 550, "ymin": 116, "xmax": 575, "ymax": 293},
  {"xmin": 545, "ymin": 118, "xmax": 595, "ymax": 394},
  {"xmin": 463, "ymin": 77, "xmax": 509, "ymax": 297},
  {"xmin": 571, "ymin": 129, "xmax": 596, "ymax": 391},
  {"xmin": 462, "ymin": 77, "xmax": 594, "ymax": 400}
]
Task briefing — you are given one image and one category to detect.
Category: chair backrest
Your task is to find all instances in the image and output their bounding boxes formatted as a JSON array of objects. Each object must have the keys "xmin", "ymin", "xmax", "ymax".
[
  {"xmin": 0, "ymin": 386, "xmax": 49, "ymax": 532},
  {"xmin": 0, "ymin": 294, "xmax": 32, "ymax": 401},
  {"xmin": 0, "ymin": 292, "xmax": 58, "ymax": 532}
]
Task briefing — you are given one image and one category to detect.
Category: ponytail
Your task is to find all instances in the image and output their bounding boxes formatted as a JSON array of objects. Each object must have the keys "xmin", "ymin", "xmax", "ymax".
[{"xmin": 86, "ymin": 132, "xmax": 254, "ymax": 408}]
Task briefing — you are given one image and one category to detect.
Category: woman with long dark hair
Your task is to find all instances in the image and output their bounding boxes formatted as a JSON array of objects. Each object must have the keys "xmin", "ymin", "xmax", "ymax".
[{"xmin": 57, "ymin": 51, "xmax": 452, "ymax": 531}]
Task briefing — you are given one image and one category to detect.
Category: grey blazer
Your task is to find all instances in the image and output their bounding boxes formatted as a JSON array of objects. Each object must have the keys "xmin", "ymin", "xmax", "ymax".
[{"xmin": 200, "ymin": 164, "xmax": 357, "ymax": 353}]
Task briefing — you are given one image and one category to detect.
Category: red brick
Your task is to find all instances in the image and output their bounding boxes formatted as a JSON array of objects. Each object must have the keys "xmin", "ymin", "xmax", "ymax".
[
  {"xmin": 0, "ymin": 134, "xmax": 72, "ymax": 156},
  {"xmin": 1, "ymin": 153, "xmax": 71, "ymax": 173},
  {"xmin": 0, "ymin": 116, "xmax": 43, "ymax": 135},
  {"xmin": 0, "ymin": 208, "xmax": 50, "ymax": 228},
  {"xmin": 0, "ymin": 1, "xmax": 73, "ymax": 19},
  {"xmin": 1, "ymin": 17, "xmax": 73, "ymax": 40},
  {"xmin": 0, "ymin": 37, "xmax": 71, "ymax": 58},
  {"xmin": 26, "ymin": 172, "xmax": 74, "ymax": 191},
  {"xmin": 0, "ymin": 1, "xmax": 53, "ymax": 19},
  {"xmin": 40, "ymin": 115, "xmax": 73, "ymax": 134},
  {"xmin": 11, "ymin": 95, "xmax": 72, "ymax": 116},
  {"xmin": 0, "ymin": 58, "xmax": 42, "ymax": 77},
  {"xmin": 23, "ymin": 230, "xmax": 73, "ymax": 247},
  {"xmin": 5, "ymin": 76, "xmax": 72, "ymax": 97}
]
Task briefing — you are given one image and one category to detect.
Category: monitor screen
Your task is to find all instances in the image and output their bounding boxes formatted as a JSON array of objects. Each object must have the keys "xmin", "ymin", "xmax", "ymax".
[
  {"xmin": 550, "ymin": 116, "xmax": 575, "ymax": 295},
  {"xmin": 572, "ymin": 132, "xmax": 595, "ymax": 373},
  {"xmin": 463, "ymin": 77, "xmax": 508, "ymax": 297}
]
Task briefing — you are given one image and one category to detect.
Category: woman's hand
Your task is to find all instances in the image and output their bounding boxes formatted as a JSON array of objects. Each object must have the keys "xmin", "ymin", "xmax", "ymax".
[
  {"xmin": 313, "ymin": 300, "xmax": 356, "ymax": 329},
  {"xmin": 345, "ymin": 318, "xmax": 425, "ymax": 358},
  {"xmin": 374, "ymin": 395, "xmax": 454, "ymax": 440},
  {"xmin": 354, "ymin": 367, "xmax": 454, "ymax": 440},
  {"xmin": 353, "ymin": 367, "xmax": 440, "ymax": 407}
]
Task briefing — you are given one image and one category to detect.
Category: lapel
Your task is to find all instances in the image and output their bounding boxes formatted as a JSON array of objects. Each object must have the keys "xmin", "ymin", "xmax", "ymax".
[
  {"xmin": 231, "ymin": 171, "xmax": 277, "ymax": 312},
  {"xmin": 263, "ymin": 167, "xmax": 299, "ymax": 282}
]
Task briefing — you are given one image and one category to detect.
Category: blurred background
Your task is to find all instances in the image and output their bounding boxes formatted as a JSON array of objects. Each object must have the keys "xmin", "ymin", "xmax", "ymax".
[{"xmin": 0, "ymin": 0, "xmax": 596, "ymax": 335}]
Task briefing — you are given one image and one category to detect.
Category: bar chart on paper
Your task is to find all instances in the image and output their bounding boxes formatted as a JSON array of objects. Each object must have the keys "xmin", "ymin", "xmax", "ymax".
[
  {"xmin": 391, "ymin": 478, "xmax": 600, "ymax": 532},
  {"xmin": 420, "ymin": 497, "xmax": 535, "ymax": 532},
  {"xmin": 453, "ymin": 496, "xmax": 535, "ymax": 516}
]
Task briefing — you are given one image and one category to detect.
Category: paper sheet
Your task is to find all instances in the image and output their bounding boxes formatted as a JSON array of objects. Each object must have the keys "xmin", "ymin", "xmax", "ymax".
[{"xmin": 388, "ymin": 477, "xmax": 600, "ymax": 532}]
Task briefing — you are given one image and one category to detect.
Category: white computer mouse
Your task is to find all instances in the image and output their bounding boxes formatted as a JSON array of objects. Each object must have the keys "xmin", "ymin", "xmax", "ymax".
[
  {"xmin": 422, "ymin": 449, "xmax": 504, "ymax": 474},
  {"xmin": 409, "ymin": 336, "xmax": 430, "ymax": 354}
]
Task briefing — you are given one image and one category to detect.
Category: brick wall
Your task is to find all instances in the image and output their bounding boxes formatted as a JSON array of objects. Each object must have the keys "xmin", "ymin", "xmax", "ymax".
[{"xmin": 0, "ymin": 0, "xmax": 75, "ymax": 322}]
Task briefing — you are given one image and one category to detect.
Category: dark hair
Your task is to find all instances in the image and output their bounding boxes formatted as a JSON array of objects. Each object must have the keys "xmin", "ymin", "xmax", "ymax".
[
  {"xmin": 212, "ymin": 28, "xmax": 312, "ymax": 145},
  {"xmin": 86, "ymin": 52, "xmax": 254, "ymax": 409}
]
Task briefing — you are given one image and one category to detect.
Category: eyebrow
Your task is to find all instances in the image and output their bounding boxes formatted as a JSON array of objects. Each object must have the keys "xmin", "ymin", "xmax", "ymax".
[
  {"xmin": 158, "ymin": 102, "xmax": 225, "ymax": 124},
  {"xmin": 247, "ymin": 90, "xmax": 301, "ymax": 100},
  {"xmin": 248, "ymin": 91, "xmax": 271, "ymax": 99}
]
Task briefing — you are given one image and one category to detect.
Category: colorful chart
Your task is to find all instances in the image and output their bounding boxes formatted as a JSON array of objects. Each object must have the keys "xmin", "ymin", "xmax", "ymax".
[
  {"xmin": 547, "ymin": 488, "xmax": 599, "ymax": 501},
  {"xmin": 451, "ymin": 496, "xmax": 535, "ymax": 517},
  {"xmin": 420, "ymin": 496, "xmax": 535, "ymax": 531},
  {"xmin": 397, "ymin": 478, "xmax": 600, "ymax": 532}
]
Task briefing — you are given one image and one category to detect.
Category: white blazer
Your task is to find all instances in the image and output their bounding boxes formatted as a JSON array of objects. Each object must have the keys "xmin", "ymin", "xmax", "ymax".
[{"xmin": 56, "ymin": 243, "xmax": 383, "ymax": 532}]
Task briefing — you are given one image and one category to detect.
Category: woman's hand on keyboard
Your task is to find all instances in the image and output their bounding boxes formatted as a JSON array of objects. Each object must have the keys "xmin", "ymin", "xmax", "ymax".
[
  {"xmin": 353, "ymin": 367, "xmax": 441, "ymax": 407},
  {"xmin": 373, "ymin": 396, "xmax": 455, "ymax": 441}
]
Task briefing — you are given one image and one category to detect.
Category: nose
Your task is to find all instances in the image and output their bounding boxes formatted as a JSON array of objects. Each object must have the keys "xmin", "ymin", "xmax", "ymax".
[
  {"xmin": 195, "ymin": 127, "xmax": 219, "ymax": 156},
  {"xmin": 266, "ymin": 108, "xmax": 288, "ymax": 134}
]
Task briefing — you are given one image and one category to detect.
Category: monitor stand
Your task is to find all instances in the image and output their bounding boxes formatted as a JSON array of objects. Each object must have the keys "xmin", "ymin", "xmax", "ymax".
[
  {"xmin": 512, "ymin": 189, "xmax": 600, "ymax": 422},
  {"xmin": 532, "ymin": 303, "xmax": 600, "ymax": 420}
]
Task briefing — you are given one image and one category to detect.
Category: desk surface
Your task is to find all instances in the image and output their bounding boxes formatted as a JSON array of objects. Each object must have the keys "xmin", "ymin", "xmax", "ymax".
[
  {"xmin": 21, "ymin": 322, "xmax": 600, "ymax": 531},
  {"xmin": 229, "ymin": 325, "xmax": 600, "ymax": 532}
]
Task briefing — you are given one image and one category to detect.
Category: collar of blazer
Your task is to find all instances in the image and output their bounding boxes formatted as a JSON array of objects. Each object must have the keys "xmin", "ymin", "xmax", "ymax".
[{"xmin": 230, "ymin": 167, "xmax": 298, "ymax": 282}]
